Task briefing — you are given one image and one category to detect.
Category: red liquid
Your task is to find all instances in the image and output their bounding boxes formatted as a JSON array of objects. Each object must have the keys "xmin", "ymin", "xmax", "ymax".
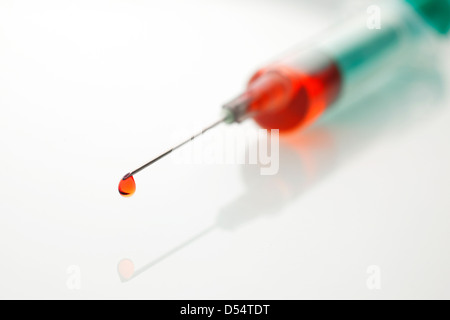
[
  {"xmin": 118, "ymin": 174, "xmax": 136, "ymax": 197},
  {"xmin": 247, "ymin": 57, "xmax": 342, "ymax": 133}
]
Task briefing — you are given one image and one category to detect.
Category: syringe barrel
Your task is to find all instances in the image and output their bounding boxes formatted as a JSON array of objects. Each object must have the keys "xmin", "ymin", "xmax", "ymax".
[
  {"xmin": 223, "ymin": 0, "xmax": 448, "ymax": 133},
  {"xmin": 317, "ymin": 0, "xmax": 428, "ymax": 95}
]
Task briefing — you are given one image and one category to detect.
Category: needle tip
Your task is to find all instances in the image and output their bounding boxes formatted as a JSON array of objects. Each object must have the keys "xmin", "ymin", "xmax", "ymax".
[{"xmin": 122, "ymin": 172, "xmax": 132, "ymax": 180}]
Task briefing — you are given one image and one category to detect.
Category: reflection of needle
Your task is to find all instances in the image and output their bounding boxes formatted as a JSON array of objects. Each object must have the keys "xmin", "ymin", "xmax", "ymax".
[{"xmin": 118, "ymin": 225, "xmax": 216, "ymax": 282}]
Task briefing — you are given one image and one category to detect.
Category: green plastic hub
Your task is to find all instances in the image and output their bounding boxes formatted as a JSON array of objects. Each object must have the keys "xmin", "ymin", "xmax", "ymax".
[{"xmin": 405, "ymin": 0, "xmax": 450, "ymax": 34}]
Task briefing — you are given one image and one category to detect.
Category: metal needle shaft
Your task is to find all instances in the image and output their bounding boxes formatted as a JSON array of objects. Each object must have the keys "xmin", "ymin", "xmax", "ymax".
[{"xmin": 126, "ymin": 116, "xmax": 227, "ymax": 177}]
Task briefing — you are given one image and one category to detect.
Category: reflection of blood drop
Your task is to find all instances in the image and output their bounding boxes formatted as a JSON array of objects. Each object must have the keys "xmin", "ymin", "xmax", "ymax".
[
  {"xmin": 118, "ymin": 174, "xmax": 136, "ymax": 197},
  {"xmin": 118, "ymin": 259, "xmax": 134, "ymax": 281}
]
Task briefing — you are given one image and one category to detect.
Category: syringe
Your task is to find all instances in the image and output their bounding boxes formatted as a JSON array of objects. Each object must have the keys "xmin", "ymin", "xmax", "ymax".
[{"xmin": 118, "ymin": 0, "xmax": 450, "ymax": 197}]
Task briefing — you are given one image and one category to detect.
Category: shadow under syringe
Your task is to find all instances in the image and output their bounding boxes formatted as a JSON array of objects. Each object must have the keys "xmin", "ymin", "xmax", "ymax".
[{"xmin": 118, "ymin": 63, "xmax": 445, "ymax": 282}]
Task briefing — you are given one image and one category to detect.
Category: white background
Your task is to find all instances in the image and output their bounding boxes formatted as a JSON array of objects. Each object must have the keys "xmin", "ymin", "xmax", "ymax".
[{"xmin": 1, "ymin": 0, "xmax": 450, "ymax": 299}]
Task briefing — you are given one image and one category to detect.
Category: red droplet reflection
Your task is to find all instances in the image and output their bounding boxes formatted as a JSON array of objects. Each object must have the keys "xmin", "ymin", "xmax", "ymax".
[
  {"xmin": 118, "ymin": 258, "xmax": 134, "ymax": 281},
  {"xmin": 118, "ymin": 174, "xmax": 136, "ymax": 197}
]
